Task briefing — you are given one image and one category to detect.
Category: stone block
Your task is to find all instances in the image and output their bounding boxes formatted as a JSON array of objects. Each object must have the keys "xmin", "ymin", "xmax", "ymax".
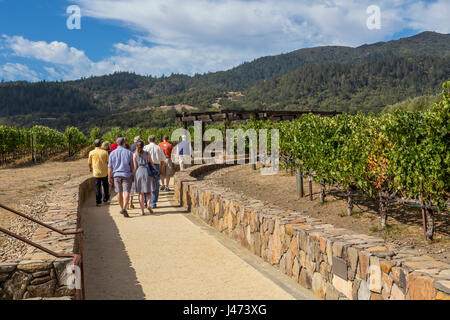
[
  {"xmin": 269, "ymin": 221, "xmax": 282, "ymax": 265},
  {"xmin": 346, "ymin": 247, "xmax": 359, "ymax": 274},
  {"xmin": 436, "ymin": 291, "xmax": 450, "ymax": 300},
  {"xmin": 55, "ymin": 286, "xmax": 76, "ymax": 297},
  {"xmin": 254, "ymin": 232, "xmax": 262, "ymax": 257},
  {"xmin": 332, "ymin": 256, "xmax": 348, "ymax": 280},
  {"xmin": 434, "ymin": 280, "xmax": 450, "ymax": 295},
  {"xmin": 332, "ymin": 242, "xmax": 344, "ymax": 258},
  {"xmin": 32, "ymin": 270, "xmax": 51, "ymax": 278},
  {"xmin": 312, "ymin": 272, "xmax": 326, "ymax": 299},
  {"xmin": 358, "ymin": 280, "xmax": 371, "ymax": 300},
  {"xmin": 402, "ymin": 256, "xmax": 449, "ymax": 271},
  {"xmin": 439, "ymin": 269, "xmax": 450, "ymax": 279},
  {"xmin": 30, "ymin": 276, "xmax": 52, "ymax": 285},
  {"xmin": 17, "ymin": 261, "xmax": 53, "ymax": 273},
  {"xmin": 299, "ymin": 250, "xmax": 306, "ymax": 268},
  {"xmin": 268, "ymin": 219, "xmax": 275, "ymax": 234},
  {"xmin": 326, "ymin": 241, "xmax": 333, "ymax": 265},
  {"xmin": 246, "ymin": 225, "xmax": 253, "ymax": 249},
  {"xmin": 281, "ymin": 235, "xmax": 290, "ymax": 254},
  {"xmin": 325, "ymin": 282, "xmax": 340, "ymax": 300},
  {"xmin": 3, "ymin": 271, "xmax": 32, "ymax": 300},
  {"xmin": 369, "ymin": 257, "xmax": 382, "ymax": 293},
  {"xmin": 390, "ymin": 284, "xmax": 405, "ymax": 300},
  {"xmin": 0, "ymin": 273, "xmax": 10, "ymax": 282},
  {"xmin": 319, "ymin": 261, "xmax": 329, "ymax": 279},
  {"xmin": 380, "ymin": 260, "xmax": 396, "ymax": 274},
  {"xmin": 352, "ymin": 279, "xmax": 360, "ymax": 300},
  {"xmin": 382, "ymin": 272, "xmax": 393, "ymax": 298},
  {"xmin": 298, "ymin": 231, "xmax": 307, "ymax": 251},
  {"xmin": 0, "ymin": 263, "xmax": 17, "ymax": 273},
  {"xmin": 285, "ymin": 225, "xmax": 294, "ymax": 237},
  {"xmin": 289, "ymin": 237, "xmax": 299, "ymax": 257},
  {"xmin": 407, "ymin": 272, "xmax": 436, "ymax": 300},
  {"xmin": 358, "ymin": 251, "xmax": 371, "ymax": 280},
  {"xmin": 292, "ymin": 259, "xmax": 300, "ymax": 282},
  {"xmin": 314, "ymin": 240, "xmax": 322, "ymax": 264},
  {"xmin": 370, "ymin": 293, "xmax": 383, "ymax": 300},
  {"xmin": 299, "ymin": 268, "xmax": 312, "ymax": 289},
  {"xmin": 27, "ymin": 279, "xmax": 57, "ymax": 298},
  {"xmin": 319, "ymin": 237, "xmax": 327, "ymax": 253},
  {"xmin": 305, "ymin": 255, "xmax": 316, "ymax": 273},
  {"xmin": 332, "ymin": 275, "xmax": 352, "ymax": 300},
  {"xmin": 367, "ymin": 246, "xmax": 387, "ymax": 253},
  {"xmin": 391, "ymin": 267, "xmax": 407, "ymax": 290},
  {"xmin": 279, "ymin": 255, "xmax": 286, "ymax": 274},
  {"xmin": 249, "ymin": 212, "xmax": 259, "ymax": 232},
  {"xmin": 285, "ymin": 250, "xmax": 295, "ymax": 277}
]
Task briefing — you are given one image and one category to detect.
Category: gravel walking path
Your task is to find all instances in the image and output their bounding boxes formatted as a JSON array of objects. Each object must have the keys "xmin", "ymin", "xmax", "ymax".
[{"xmin": 82, "ymin": 185, "xmax": 317, "ymax": 300}]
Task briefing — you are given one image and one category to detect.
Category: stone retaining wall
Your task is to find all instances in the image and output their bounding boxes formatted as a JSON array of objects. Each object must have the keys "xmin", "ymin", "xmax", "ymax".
[
  {"xmin": 0, "ymin": 176, "xmax": 93, "ymax": 300},
  {"xmin": 174, "ymin": 164, "xmax": 450, "ymax": 300}
]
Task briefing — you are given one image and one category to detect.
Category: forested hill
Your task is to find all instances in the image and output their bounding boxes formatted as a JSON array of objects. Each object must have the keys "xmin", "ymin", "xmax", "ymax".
[
  {"xmin": 68, "ymin": 31, "xmax": 450, "ymax": 94},
  {"xmin": 199, "ymin": 31, "xmax": 450, "ymax": 91},
  {"xmin": 0, "ymin": 82, "xmax": 97, "ymax": 117},
  {"xmin": 236, "ymin": 56, "xmax": 450, "ymax": 113},
  {"xmin": 0, "ymin": 31, "xmax": 449, "ymax": 130}
]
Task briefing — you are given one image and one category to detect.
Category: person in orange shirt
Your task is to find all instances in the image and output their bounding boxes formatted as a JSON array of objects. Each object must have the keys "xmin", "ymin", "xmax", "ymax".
[{"xmin": 158, "ymin": 135, "xmax": 174, "ymax": 191}]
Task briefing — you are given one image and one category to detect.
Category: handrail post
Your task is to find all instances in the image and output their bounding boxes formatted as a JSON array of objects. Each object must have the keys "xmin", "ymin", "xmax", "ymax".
[{"xmin": 0, "ymin": 204, "xmax": 86, "ymax": 300}]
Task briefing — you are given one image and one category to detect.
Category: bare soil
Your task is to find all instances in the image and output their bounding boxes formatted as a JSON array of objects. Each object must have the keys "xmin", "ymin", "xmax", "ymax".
[
  {"xmin": 0, "ymin": 157, "xmax": 90, "ymax": 260},
  {"xmin": 202, "ymin": 164, "xmax": 450, "ymax": 262}
]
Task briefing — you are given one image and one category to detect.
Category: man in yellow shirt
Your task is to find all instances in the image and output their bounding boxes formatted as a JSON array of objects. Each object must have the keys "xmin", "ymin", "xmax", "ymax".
[{"xmin": 89, "ymin": 139, "xmax": 110, "ymax": 206}]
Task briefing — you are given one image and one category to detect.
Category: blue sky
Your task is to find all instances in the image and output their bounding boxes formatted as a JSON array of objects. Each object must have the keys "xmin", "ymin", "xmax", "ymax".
[{"xmin": 0, "ymin": 0, "xmax": 448, "ymax": 81}]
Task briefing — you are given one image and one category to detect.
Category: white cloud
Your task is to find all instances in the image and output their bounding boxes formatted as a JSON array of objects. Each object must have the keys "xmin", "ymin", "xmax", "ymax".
[
  {"xmin": 406, "ymin": 1, "xmax": 450, "ymax": 33},
  {"xmin": 1, "ymin": 35, "xmax": 114, "ymax": 80},
  {"xmin": 0, "ymin": 63, "xmax": 40, "ymax": 81},
  {"xmin": 1, "ymin": 0, "xmax": 449, "ymax": 80},
  {"xmin": 73, "ymin": 0, "xmax": 450, "ymax": 74},
  {"xmin": 3, "ymin": 35, "xmax": 88, "ymax": 66}
]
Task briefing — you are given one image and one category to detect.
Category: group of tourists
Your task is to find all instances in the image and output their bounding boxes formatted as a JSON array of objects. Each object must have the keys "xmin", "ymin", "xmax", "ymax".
[{"xmin": 88, "ymin": 133, "xmax": 187, "ymax": 217}]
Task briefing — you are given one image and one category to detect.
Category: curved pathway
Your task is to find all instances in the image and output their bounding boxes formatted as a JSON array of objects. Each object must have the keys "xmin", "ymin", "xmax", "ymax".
[{"xmin": 82, "ymin": 185, "xmax": 318, "ymax": 300}]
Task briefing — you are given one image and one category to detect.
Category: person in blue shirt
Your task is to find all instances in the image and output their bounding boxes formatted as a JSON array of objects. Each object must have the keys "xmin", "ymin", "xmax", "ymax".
[{"xmin": 108, "ymin": 137, "xmax": 135, "ymax": 217}]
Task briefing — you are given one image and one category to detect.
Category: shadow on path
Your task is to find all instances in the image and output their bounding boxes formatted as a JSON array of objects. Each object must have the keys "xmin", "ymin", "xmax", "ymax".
[{"xmin": 81, "ymin": 195, "xmax": 145, "ymax": 300}]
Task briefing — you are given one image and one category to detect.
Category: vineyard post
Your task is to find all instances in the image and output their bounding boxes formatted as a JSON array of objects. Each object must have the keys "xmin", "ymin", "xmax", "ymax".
[
  {"xmin": 30, "ymin": 133, "xmax": 34, "ymax": 163},
  {"xmin": 419, "ymin": 180, "xmax": 429, "ymax": 242},
  {"xmin": 296, "ymin": 166, "xmax": 304, "ymax": 199},
  {"xmin": 378, "ymin": 191, "xmax": 387, "ymax": 229},
  {"xmin": 308, "ymin": 174, "xmax": 313, "ymax": 201},
  {"xmin": 419, "ymin": 194, "xmax": 427, "ymax": 242},
  {"xmin": 319, "ymin": 182, "xmax": 326, "ymax": 203},
  {"xmin": 425, "ymin": 197, "xmax": 435, "ymax": 241},
  {"xmin": 68, "ymin": 132, "xmax": 72, "ymax": 158},
  {"xmin": 33, "ymin": 131, "xmax": 37, "ymax": 164},
  {"xmin": 347, "ymin": 186, "xmax": 354, "ymax": 216}
]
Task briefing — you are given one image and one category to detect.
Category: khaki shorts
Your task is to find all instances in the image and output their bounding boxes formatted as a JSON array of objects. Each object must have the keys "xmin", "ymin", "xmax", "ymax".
[
  {"xmin": 160, "ymin": 159, "xmax": 174, "ymax": 178},
  {"xmin": 114, "ymin": 176, "xmax": 133, "ymax": 193}
]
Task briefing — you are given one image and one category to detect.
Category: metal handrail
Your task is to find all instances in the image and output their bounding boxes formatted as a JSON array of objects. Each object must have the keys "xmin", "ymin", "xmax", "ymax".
[{"xmin": 0, "ymin": 203, "xmax": 85, "ymax": 300}]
